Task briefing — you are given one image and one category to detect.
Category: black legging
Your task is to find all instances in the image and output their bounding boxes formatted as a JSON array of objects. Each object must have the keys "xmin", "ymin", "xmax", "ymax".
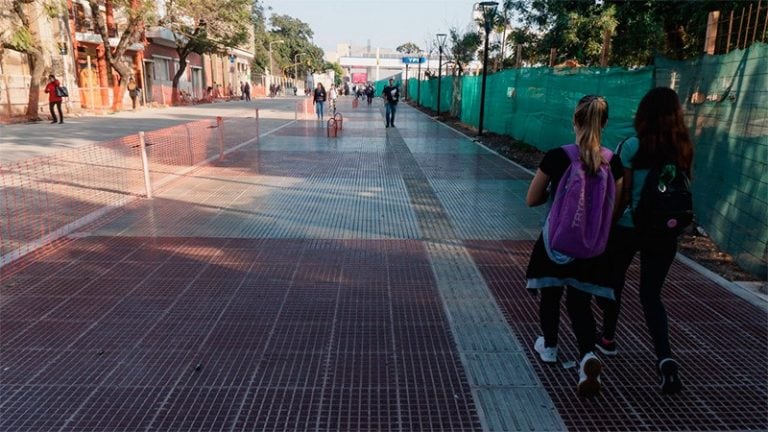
[
  {"xmin": 597, "ymin": 226, "xmax": 677, "ymax": 361},
  {"xmin": 49, "ymin": 101, "xmax": 63, "ymax": 122},
  {"xmin": 540, "ymin": 286, "xmax": 597, "ymax": 358}
]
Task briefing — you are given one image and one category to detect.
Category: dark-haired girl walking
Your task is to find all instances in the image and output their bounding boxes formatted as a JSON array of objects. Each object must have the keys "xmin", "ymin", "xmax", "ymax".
[{"xmin": 596, "ymin": 87, "xmax": 693, "ymax": 395}]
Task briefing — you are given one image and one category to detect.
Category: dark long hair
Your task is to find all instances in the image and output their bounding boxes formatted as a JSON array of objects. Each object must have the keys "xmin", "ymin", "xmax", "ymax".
[{"xmin": 632, "ymin": 87, "xmax": 693, "ymax": 174}]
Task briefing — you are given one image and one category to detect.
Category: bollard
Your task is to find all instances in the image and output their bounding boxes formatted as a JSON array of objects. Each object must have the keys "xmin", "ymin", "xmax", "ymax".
[
  {"xmin": 138, "ymin": 131, "xmax": 153, "ymax": 199},
  {"xmin": 216, "ymin": 116, "xmax": 224, "ymax": 161},
  {"xmin": 334, "ymin": 112, "xmax": 343, "ymax": 131},
  {"xmin": 255, "ymin": 108, "xmax": 260, "ymax": 142},
  {"xmin": 327, "ymin": 118, "xmax": 338, "ymax": 137}
]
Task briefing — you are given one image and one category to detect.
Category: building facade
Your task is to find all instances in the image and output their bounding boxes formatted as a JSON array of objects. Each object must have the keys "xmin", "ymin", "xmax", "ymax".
[{"xmin": 1, "ymin": 0, "xmax": 256, "ymax": 119}]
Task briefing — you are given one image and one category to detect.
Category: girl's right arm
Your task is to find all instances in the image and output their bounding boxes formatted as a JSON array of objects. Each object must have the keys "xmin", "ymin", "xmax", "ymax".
[{"xmin": 526, "ymin": 169, "xmax": 551, "ymax": 207}]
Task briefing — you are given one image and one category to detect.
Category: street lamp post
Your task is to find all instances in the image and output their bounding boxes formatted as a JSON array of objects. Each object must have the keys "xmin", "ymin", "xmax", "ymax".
[
  {"xmin": 435, "ymin": 33, "xmax": 447, "ymax": 117},
  {"xmin": 268, "ymin": 40, "xmax": 284, "ymax": 89},
  {"xmin": 478, "ymin": 2, "xmax": 498, "ymax": 136},
  {"xmin": 416, "ymin": 50, "xmax": 422, "ymax": 106}
]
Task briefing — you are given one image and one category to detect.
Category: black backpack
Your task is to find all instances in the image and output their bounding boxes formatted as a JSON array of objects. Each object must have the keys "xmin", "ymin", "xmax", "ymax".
[{"xmin": 633, "ymin": 162, "xmax": 694, "ymax": 236}]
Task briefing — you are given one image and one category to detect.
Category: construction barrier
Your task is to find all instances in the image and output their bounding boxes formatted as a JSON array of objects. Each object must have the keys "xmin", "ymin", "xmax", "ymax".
[{"xmin": 0, "ymin": 112, "xmax": 259, "ymax": 268}]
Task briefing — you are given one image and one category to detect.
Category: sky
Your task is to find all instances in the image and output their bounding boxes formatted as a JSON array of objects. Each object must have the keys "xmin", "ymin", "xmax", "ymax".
[{"xmin": 261, "ymin": 0, "xmax": 482, "ymax": 55}]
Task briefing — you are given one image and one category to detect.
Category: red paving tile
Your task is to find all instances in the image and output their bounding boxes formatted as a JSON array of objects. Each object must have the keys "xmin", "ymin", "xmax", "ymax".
[
  {"xmin": 467, "ymin": 239, "xmax": 768, "ymax": 432},
  {"xmin": 0, "ymin": 237, "xmax": 481, "ymax": 431}
]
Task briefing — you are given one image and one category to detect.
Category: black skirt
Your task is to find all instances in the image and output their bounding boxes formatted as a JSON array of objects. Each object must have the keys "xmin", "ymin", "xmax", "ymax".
[{"xmin": 525, "ymin": 233, "xmax": 616, "ymax": 299}]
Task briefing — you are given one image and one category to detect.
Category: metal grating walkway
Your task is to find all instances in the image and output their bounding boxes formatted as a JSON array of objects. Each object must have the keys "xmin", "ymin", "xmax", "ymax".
[{"xmin": 1, "ymin": 98, "xmax": 766, "ymax": 431}]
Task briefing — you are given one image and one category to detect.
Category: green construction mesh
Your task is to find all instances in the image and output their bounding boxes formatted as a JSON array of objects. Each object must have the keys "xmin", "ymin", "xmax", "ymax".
[
  {"xmin": 460, "ymin": 67, "xmax": 654, "ymax": 150},
  {"xmin": 403, "ymin": 43, "xmax": 766, "ymax": 277},
  {"xmin": 655, "ymin": 44, "xmax": 768, "ymax": 277}
]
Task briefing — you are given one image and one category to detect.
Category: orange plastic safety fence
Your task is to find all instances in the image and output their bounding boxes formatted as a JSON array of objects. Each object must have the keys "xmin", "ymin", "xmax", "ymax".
[{"xmin": 0, "ymin": 113, "xmax": 260, "ymax": 267}]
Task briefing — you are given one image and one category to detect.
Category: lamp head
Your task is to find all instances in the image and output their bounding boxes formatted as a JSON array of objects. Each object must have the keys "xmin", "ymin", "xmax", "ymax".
[
  {"xmin": 479, "ymin": 1, "xmax": 498, "ymax": 31},
  {"xmin": 436, "ymin": 33, "xmax": 447, "ymax": 50}
]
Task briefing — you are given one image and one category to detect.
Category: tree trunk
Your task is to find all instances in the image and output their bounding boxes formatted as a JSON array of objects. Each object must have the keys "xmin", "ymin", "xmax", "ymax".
[
  {"xmin": 89, "ymin": 0, "xmax": 142, "ymax": 112},
  {"xmin": 26, "ymin": 46, "xmax": 46, "ymax": 120},
  {"xmin": 171, "ymin": 51, "xmax": 189, "ymax": 105},
  {"xmin": 13, "ymin": 0, "xmax": 47, "ymax": 121},
  {"xmin": 450, "ymin": 69, "xmax": 462, "ymax": 118}
]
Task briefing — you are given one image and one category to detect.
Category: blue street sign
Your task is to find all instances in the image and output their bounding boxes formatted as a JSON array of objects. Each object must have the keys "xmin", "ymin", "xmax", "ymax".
[{"xmin": 402, "ymin": 57, "xmax": 426, "ymax": 64}]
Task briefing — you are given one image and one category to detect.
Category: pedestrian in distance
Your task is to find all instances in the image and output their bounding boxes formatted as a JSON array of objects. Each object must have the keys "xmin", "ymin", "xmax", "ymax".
[
  {"xmin": 127, "ymin": 77, "xmax": 139, "ymax": 110},
  {"xmin": 382, "ymin": 78, "xmax": 400, "ymax": 128},
  {"xmin": 595, "ymin": 87, "xmax": 693, "ymax": 396},
  {"xmin": 365, "ymin": 84, "xmax": 374, "ymax": 105},
  {"xmin": 525, "ymin": 95, "xmax": 624, "ymax": 398},
  {"xmin": 329, "ymin": 84, "xmax": 338, "ymax": 114},
  {"xmin": 44, "ymin": 74, "xmax": 64, "ymax": 124},
  {"xmin": 313, "ymin": 83, "xmax": 327, "ymax": 121},
  {"xmin": 244, "ymin": 82, "xmax": 251, "ymax": 101}
]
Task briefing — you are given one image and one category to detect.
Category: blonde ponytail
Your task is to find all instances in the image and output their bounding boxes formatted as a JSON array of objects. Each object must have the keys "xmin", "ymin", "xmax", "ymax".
[{"xmin": 574, "ymin": 95, "xmax": 609, "ymax": 174}]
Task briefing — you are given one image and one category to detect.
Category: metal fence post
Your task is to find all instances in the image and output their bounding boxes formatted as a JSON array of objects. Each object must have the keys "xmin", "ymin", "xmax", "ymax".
[
  {"xmin": 217, "ymin": 116, "xmax": 224, "ymax": 160},
  {"xmin": 255, "ymin": 108, "xmax": 260, "ymax": 142},
  {"xmin": 138, "ymin": 131, "xmax": 153, "ymax": 199}
]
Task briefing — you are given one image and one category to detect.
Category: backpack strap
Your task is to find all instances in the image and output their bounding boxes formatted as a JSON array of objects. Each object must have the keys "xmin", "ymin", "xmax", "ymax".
[{"xmin": 615, "ymin": 136, "xmax": 632, "ymax": 159}]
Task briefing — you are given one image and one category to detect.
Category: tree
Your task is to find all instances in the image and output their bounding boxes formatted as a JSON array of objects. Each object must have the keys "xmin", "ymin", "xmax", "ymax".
[
  {"xmin": 251, "ymin": 1, "xmax": 269, "ymax": 76},
  {"xmin": 267, "ymin": 14, "xmax": 324, "ymax": 79},
  {"xmin": 6, "ymin": 0, "xmax": 49, "ymax": 120},
  {"xmin": 447, "ymin": 27, "xmax": 481, "ymax": 117},
  {"xmin": 396, "ymin": 42, "xmax": 420, "ymax": 54},
  {"xmin": 88, "ymin": 0, "xmax": 153, "ymax": 111},
  {"xmin": 507, "ymin": 0, "xmax": 746, "ymax": 67},
  {"xmin": 162, "ymin": 0, "xmax": 251, "ymax": 104}
]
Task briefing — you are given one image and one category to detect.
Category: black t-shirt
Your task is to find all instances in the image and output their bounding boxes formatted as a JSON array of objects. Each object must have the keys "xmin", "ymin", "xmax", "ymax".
[
  {"xmin": 313, "ymin": 88, "xmax": 326, "ymax": 102},
  {"xmin": 383, "ymin": 85, "xmax": 399, "ymax": 104},
  {"xmin": 540, "ymin": 146, "xmax": 624, "ymax": 193}
]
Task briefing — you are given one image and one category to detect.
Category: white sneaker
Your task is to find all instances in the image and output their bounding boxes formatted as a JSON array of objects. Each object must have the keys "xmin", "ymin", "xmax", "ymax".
[
  {"xmin": 534, "ymin": 336, "xmax": 558, "ymax": 363},
  {"xmin": 577, "ymin": 352, "xmax": 602, "ymax": 398}
]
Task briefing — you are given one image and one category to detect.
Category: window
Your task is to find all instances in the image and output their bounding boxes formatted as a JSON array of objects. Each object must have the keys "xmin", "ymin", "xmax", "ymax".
[{"xmin": 153, "ymin": 58, "xmax": 170, "ymax": 81}]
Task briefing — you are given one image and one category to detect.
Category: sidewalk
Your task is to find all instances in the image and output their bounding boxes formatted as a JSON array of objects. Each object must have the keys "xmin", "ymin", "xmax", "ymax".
[{"xmin": 1, "ymin": 99, "xmax": 766, "ymax": 431}]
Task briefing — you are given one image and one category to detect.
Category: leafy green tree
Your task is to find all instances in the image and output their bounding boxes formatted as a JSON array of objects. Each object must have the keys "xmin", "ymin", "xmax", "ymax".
[
  {"xmin": 161, "ymin": 0, "xmax": 252, "ymax": 104},
  {"xmin": 507, "ymin": 0, "xmax": 747, "ymax": 67},
  {"xmin": 396, "ymin": 42, "xmax": 421, "ymax": 54},
  {"xmin": 251, "ymin": 1, "xmax": 270, "ymax": 76},
  {"xmin": 267, "ymin": 14, "xmax": 324, "ymax": 78}
]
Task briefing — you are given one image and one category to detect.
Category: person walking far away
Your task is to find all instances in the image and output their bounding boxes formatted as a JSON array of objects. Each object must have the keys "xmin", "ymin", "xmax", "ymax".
[
  {"xmin": 596, "ymin": 87, "xmax": 694, "ymax": 395},
  {"xmin": 525, "ymin": 95, "xmax": 624, "ymax": 398},
  {"xmin": 127, "ymin": 77, "xmax": 139, "ymax": 110},
  {"xmin": 44, "ymin": 74, "xmax": 64, "ymax": 124},
  {"xmin": 329, "ymin": 84, "xmax": 338, "ymax": 114},
  {"xmin": 382, "ymin": 78, "xmax": 400, "ymax": 128},
  {"xmin": 313, "ymin": 83, "xmax": 326, "ymax": 121},
  {"xmin": 244, "ymin": 81, "xmax": 251, "ymax": 101}
]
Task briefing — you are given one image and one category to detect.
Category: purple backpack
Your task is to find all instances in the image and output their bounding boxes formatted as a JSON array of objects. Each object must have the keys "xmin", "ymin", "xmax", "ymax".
[{"xmin": 544, "ymin": 144, "xmax": 615, "ymax": 262}]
